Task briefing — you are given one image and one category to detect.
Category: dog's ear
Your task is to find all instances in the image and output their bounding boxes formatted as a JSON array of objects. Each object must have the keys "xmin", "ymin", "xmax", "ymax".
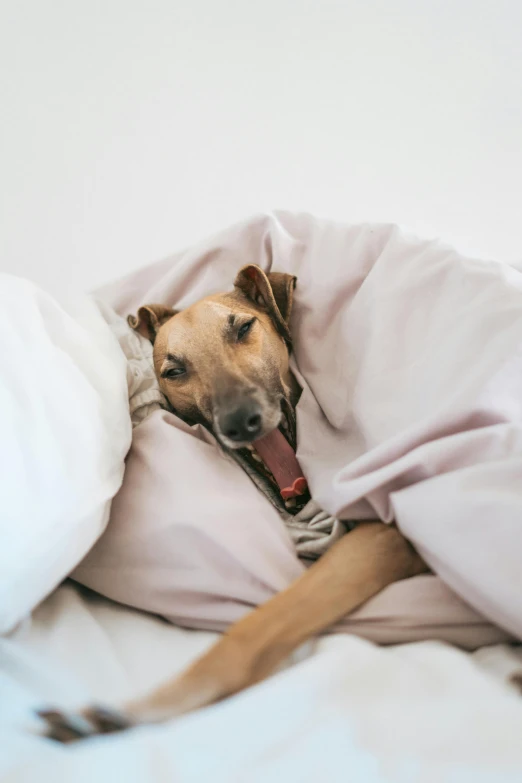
[
  {"xmin": 127, "ymin": 304, "xmax": 177, "ymax": 343},
  {"xmin": 234, "ymin": 265, "xmax": 297, "ymax": 343}
]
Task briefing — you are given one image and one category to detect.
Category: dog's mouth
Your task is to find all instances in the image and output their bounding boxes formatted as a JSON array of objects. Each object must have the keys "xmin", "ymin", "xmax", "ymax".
[
  {"xmin": 247, "ymin": 428, "xmax": 308, "ymax": 501},
  {"xmin": 213, "ymin": 398, "xmax": 309, "ymax": 504},
  {"xmin": 238, "ymin": 401, "xmax": 308, "ymax": 504}
]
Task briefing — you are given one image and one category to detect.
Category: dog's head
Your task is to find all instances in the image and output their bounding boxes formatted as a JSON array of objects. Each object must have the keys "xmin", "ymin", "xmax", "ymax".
[{"xmin": 128, "ymin": 265, "xmax": 297, "ymax": 449}]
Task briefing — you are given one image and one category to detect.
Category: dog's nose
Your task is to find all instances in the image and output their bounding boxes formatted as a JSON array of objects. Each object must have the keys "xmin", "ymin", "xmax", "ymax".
[{"xmin": 219, "ymin": 402, "xmax": 263, "ymax": 443}]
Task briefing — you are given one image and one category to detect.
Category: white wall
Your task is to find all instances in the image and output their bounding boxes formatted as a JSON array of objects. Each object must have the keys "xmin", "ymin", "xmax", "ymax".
[{"xmin": 1, "ymin": 0, "xmax": 521, "ymax": 297}]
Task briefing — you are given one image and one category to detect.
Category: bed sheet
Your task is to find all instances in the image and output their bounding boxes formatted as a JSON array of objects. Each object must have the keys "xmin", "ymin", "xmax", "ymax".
[{"xmin": 2, "ymin": 583, "xmax": 522, "ymax": 782}]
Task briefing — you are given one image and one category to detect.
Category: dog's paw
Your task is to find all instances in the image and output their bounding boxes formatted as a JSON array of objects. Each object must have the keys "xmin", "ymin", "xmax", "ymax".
[{"xmin": 37, "ymin": 706, "xmax": 132, "ymax": 744}]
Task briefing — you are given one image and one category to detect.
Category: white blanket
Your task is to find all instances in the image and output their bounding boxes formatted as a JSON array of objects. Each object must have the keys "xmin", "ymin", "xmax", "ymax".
[
  {"xmin": 1, "ymin": 584, "xmax": 522, "ymax": 782},
  {"xmin": 4, "ymin": 216, "xmax": 522, "ymax": 781}
]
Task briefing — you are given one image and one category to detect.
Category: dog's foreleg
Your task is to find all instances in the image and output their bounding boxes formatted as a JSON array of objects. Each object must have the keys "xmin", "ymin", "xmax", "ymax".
[
  {"xmin": 123, "ymin": 522, "xmax": 426, "ymax": 722},
  {"xmin": 40, "ymin": 522, "xmax": 426, "ymax": 741}
]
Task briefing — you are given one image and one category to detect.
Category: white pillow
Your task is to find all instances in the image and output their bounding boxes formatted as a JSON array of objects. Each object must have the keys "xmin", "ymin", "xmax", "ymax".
[{"xmin": 0, "ymin": 275, "xmax": 131, "ymax": 633}]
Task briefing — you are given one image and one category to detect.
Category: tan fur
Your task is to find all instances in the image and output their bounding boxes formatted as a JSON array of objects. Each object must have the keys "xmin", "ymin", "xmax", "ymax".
[
  {"xmin": 123, "ymin": 523, "xmax": 426, "ymax": 724},
  {"xmin": 153, "ymin": 292, "xmax": 292, "ymax": 442},
  {"xmin": 40, "ymin": 264, "xmax": 427, "ymax": 742}
]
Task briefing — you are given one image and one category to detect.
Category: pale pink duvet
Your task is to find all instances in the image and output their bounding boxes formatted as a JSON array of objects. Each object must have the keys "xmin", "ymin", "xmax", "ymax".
[{"xmin": 74, "ymin": 213, "xmax": 522, "ymax": 648}]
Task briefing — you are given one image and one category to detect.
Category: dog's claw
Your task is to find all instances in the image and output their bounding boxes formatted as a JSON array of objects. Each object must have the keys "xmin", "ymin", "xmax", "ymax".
[
  {"xmin": 84, "ymin": 706, "xmax": 132, "ymax": 734},
  {"xmin": 37, "ymin": 706, "xmax": 132, "ymax": 743},
  {"xmin": 37, "ymin": 709, "xmax": 95, "ymax": 743}
]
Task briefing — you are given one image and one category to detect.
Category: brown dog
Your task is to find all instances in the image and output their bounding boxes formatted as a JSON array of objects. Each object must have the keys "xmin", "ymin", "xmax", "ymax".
[
  {"xmin": 130, "ymin": 265, "xmax": 301, "ymax": 452},
  {"xmin": 39, "ymin": 264, "xmax": 427, "ymax": 742}
]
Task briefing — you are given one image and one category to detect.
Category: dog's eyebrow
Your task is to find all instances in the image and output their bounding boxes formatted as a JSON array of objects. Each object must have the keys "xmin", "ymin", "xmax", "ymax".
[
  {"xmin": 165, "ymin": 352, "xmax": 184, "ymax": 364},
  {"xmin": 227, "ymin": 313, "xmax": 236, "ymax": 327}
]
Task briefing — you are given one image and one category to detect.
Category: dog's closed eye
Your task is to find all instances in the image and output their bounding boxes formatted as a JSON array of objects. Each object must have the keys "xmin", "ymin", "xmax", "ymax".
[
  {"xmin": 161, "ymin": 352, "xmax": 187, "ymax": 381},
  {"xmin": 162, "ymin": 366, "xmax": 186, "ymax": 380},
  {"xmin": 237, "ymin": 319, "xmax": 255, "ymax": 341}
]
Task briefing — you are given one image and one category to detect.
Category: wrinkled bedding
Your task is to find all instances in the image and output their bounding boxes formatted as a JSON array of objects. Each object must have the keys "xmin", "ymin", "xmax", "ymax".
[
  {"xmin": 4, "ymin": 214, "xmax": 522, "ymax": 781},
  {"xmin": 73, "ymin": 213, "xmax": 522, "ymax": 647},
  {"xmin": 2, "ymin": 583, "xmax": 522, "ymax": 782},
  {"xmin": 0, "ymin": 275, "xmax": 130, "ymax": 634}
]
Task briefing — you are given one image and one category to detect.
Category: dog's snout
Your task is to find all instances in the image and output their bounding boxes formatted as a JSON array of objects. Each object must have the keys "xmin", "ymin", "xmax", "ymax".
[{"xmin": 219, "ymin": 402, "xmax": 263, "ymax": 443}]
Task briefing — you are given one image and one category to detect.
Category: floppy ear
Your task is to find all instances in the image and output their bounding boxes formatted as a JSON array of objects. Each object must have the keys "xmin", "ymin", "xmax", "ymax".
[
  {"xmin": 127, "ymin": 304, "xmax": 177, "ymax": 343},
  {"xmin": 234, "ymin": 265, "xmax": 297, "ymax": 343}
]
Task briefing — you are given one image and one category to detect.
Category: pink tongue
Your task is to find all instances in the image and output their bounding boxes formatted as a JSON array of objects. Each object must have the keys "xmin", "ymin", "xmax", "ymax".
[{"xmin": 253, "ymin": 428, "xmax": 308, "ymax": 500}]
